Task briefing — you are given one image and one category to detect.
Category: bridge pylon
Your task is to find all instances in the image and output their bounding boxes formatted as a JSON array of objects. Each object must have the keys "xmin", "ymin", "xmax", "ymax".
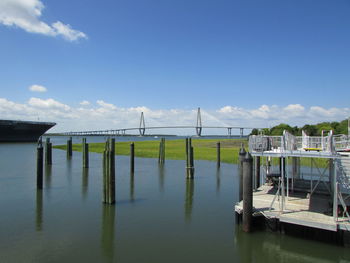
[
  {"xmin": 139, "ymin": 112, "xmax": 146, "ymax": 136},
  {"xmin": 196, "ymin": 107, "xmax": 202, "ymax": 136}
]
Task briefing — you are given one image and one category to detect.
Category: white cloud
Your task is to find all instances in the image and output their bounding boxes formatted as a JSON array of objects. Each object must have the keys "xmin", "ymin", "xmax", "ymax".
[
  {"xmin": 0, "ymin": 97, "xmax": 349, "ymax": 134},
  {"xmin": 28, "ymin": 97, "xmax": 70, "ymax": 111},
  {"xmin": 29, "ymin": 84, "xmax": 47, "ymax": 92},
  {"xmin": 79, "ymin": 100, "xmax": 90, "ymax": 106},
  {"xmin": 0, "ymin": 0, "xmax": 87, "ymax": 41},
  {"xmin": 51, "ymin": 21, "xmax": 87, "ymax": 42},
  {"xmin": 96, "ymin": 100, "xmax": 117, "ymax": 110}
]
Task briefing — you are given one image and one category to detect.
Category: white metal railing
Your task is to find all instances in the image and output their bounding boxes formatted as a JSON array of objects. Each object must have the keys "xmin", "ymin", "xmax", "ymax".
[
  {"xmin": 334, "ymin": 135, "xmax": 350, "ymax": 151},
  {"xmin": 248, "ymin": 135, "xmax": 283, "ymax": 152},
  {"xmin": 249, "ymin": 130, "xmax": 343, "ymax": 153}
]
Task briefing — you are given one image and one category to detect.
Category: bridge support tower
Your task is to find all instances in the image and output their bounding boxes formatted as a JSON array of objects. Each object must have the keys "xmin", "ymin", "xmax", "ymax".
[{"xmin": 195, "ymin": 107, "xmax": 202, "ymax": 136}]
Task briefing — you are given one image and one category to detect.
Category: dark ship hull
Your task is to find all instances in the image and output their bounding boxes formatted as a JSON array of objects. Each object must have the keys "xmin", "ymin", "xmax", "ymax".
[{"xmin": 0, "ymin": 120, "xmax": 56, "ymax": 142}]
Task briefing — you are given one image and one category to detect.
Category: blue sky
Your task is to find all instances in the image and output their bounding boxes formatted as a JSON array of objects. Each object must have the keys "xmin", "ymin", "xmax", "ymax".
[{"xmin": 0, "ymin": 0, "xmax": 349, "ymax": 132}]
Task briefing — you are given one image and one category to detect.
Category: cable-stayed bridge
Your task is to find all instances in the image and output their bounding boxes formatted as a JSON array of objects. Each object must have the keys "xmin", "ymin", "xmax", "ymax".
[{"xmin": 59, "ymin": 108, "xmax": 263, "ymax": 137}]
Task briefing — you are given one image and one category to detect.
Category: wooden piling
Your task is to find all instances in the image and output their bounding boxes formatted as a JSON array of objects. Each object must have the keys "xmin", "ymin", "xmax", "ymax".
[
  {"xmin": 162, "ymin": 138, "xmax": 165, "ymax": 163},
  {"xmin": 238, "ymin": 145, "xmax": 246, "ymax": 202},
  {"xmin": 216, "ymin": 142, "xmax": 221, "ymax": 168},
  {"xmin": 103, "ymin": 139, "xmax": 115, "ymax": 204},
  {"xmin": 158, "ymin": 138, "xmax": 165, "ymax": 164},
  {"xmin": 67, "ymin": 137, "xmax": 72, "ymax": 158},
  {"xmin": 82, "ymin": 138, "xmax": 89, "ymax": 168},
  {"xmin": 186, "ymin": 138, "xmax": 194, "ymax": 179},
  {"xmin": 254, "ymin": 156, "xmax": 260, "ymax": 189},
  {"xmin": 242, "ymin": 152, "xmax": 253, "ymax": 232},
  {"xmin": 37, "ymin": 139, "xmax": 44, "ymax": 189},
  {"xmin": 45, "ymin": 137, "xmax": 52, "ymax": 165},
  {"xmin": 130, "ymin": 142, "xmax": 135, "ymax": 174}
]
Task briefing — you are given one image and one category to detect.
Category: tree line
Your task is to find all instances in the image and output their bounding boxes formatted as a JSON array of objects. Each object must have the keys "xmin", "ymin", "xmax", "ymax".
[{"xmin": 251, "ymin": 119, "xmax": 349, "ymax": 136}]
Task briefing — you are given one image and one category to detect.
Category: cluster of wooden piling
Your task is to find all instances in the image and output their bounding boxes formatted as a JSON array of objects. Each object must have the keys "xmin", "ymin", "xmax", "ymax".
[
  {"xmin": 186, "ymin": 138, "xmax": 194, "ymax": 179},
  {"xmin": 158, "ymin": 138, "xmax": 165, "ymax": 164},
  {"xmin": 36, "ymin": 137, "xmax": 225, "ymax": 204},
  {"xmin": 103, "ymin": 139, "xmax": 116, "ymax": 204}
]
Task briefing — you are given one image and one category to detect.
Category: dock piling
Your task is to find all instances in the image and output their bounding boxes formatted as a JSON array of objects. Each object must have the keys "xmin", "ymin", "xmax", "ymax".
[
  {"xmin": 45, "ymin": 137, "xmax": 52, "ymax": 165},
  {"xmin": 254, "ymin": 156, "xmax": 260, "ymax": 190},
  {"xmin": 82, "ymin": 138, "xmax": 89, "ymax": 168},
  {"xmin": 158, "ymin": 138, "xmax": 165, "ymax": 164},
  {"xmin": 130, "ymin": 143, "xmax": 135, "ymax": 174},
  {"xmin": 103, "ymin": 138, "xmax": 115, "ymax": 204},
  {"xmin": 36, "ymin": 138, "xmax": 44, "ymax": 189},
  {"xmin": 67, "ymin": 137, "xmax": 72, "ymax": 158},
  {"xmin": 243, "ymin": 152, "xmax": 253, "ymax": 232},
  {"xmin": 216, "ymin": 142, "xmax": 221, "ymax": 168},
  {"xmin": 186, "ymin": 138, "xmax": 194, "ymax": 179},
  {"xmin": 238, "ymin": 145, "xmax": 246, "ymax": 201}
]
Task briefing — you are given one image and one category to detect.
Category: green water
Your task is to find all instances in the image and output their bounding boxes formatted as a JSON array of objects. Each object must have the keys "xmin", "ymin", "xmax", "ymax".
[{"xmin": 0, "ymin": 140, "xmax": 349, "ymax": 263}]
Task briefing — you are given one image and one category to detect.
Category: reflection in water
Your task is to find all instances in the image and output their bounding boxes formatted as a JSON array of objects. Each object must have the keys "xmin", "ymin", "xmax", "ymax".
[
  {"xmin": 130, "ymin": 173, "xmax": 135, "ymax": 202},
  {"xmin": 82, "ymin": 168, "xmax": 89, "ymax": 200},
  {"xmin": 184, "ymin": 179, "xmax": 194, "ymax": 222},
  {"xmin": 216, "ymin": 168, "xmax": 221, "ymax": 195},
  {"xmin": 158, "ymin": 164, "xmax": 165, "ymax": 193},
  {"xmin": 66, "ymin": 158, "xmax": 73, "ymax": 185},
  {"xmin": 101, "ymin": 205, "xmax": 116, "ymax": 263},
  {"xmin": 45, "ymin": 164, "xmax": 52, "ymax": 190},
  {"xmin": 35, "ymin": 190, "xmax": 43, "ymax": 231},
  {"xmin": 234, "ymin": 225, "xmax": 350, "ymax": 263}
]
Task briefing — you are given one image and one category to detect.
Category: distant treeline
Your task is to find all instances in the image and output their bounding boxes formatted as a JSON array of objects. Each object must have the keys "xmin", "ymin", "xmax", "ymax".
[{"xmin": 251, "ymin": 119, "xmax": 349, "ymax": 136}]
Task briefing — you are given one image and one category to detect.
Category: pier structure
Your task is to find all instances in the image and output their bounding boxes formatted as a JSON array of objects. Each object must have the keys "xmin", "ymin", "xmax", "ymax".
[
  {"xmin": 57, "ymin": 108, "xmax": 262, "ymax": 137},
  {"xmin": 235, "ymin": 130, "xmax": 350, "ymax": 242}
]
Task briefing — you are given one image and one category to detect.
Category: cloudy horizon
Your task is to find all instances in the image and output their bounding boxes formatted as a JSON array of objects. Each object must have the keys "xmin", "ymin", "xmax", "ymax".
[{"xmin": 0, "ymin": 96, "xmax": 348, "ymax": 135}]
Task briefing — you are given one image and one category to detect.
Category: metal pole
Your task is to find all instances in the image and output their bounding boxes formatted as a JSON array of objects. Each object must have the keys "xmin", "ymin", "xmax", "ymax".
[
  {"xmin": 333, "ymin": 160, "xmax": 338, "ymax": 221},
  {"xmin": 281, "ymin": 157, "xmax": 285, "ymax": 212}
]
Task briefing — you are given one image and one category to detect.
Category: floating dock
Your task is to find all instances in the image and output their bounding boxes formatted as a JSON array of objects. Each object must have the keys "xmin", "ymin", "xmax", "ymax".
[{"xmin": 235, "ymin": 130, "xmax": 350, "ymax": 245}]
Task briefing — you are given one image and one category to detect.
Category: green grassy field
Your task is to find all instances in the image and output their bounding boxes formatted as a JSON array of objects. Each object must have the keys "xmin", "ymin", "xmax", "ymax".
[
  {"xmin": 54, "ymin": 138, "xmax": 247, "ymax": 164},
  {"xmin": 54, "ymin": 138, "xmax": 328, "ymax": 166}
]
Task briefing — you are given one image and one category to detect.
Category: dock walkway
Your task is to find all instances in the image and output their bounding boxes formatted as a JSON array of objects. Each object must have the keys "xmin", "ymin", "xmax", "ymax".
[{"xmin": 235, "ymin": 185, "xmax": 350, "ymax": 232}]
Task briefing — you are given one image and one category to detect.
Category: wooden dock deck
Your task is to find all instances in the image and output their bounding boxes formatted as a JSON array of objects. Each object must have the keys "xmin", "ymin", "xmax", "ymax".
[{"xmin": 235, "ymin": 185, "xmax": 350, "ymax": 232}]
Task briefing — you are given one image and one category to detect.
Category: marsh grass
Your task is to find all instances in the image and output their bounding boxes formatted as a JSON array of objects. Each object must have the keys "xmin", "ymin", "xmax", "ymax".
[
  {"xmin": 54, "ymin": 138, "xmax": 327, "ymax": 166},
  {"xmin": 54, "ymin": 138, "xmax": 247, "ymax": 164}
]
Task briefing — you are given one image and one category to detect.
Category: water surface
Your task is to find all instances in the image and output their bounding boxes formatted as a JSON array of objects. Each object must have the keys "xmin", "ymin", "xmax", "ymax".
[{"xmin": 0, "ymin": 138, "xmax": 349, "ymax": 263}]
